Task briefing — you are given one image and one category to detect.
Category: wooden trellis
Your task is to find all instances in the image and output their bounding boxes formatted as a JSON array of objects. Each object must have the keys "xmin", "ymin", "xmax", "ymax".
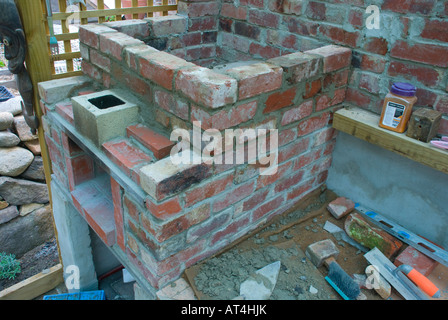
[{"xmin": 44, "ymin": 0, "xmax": 177, "ymax": 79}]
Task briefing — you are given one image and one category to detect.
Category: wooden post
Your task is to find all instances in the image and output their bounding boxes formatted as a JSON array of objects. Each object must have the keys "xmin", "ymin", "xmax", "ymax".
[{"xmin": 15, "ymin": 0, "xmax": 63, "ymax": 283}]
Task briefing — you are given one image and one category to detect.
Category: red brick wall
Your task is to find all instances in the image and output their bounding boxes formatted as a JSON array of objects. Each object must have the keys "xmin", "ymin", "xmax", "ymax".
[{"xmin": 215, "ymin": 0, "xmax": 448, "ymax": 134}]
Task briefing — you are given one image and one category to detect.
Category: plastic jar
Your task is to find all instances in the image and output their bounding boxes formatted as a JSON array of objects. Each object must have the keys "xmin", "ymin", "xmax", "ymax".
[{"xmin": 379, "ymin": 82, "xmax": 418, "ymax": 133}]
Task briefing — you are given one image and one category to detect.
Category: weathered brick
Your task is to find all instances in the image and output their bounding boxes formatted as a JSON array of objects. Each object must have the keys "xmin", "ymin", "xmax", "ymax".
[
  {"xmin": 345, "ymin": 212, "xmax": 403, "ymax": 259},
  {"xmin": 316, "ymin": 88, "xmax": 346, "ymax": 111},
  {"xmin": 175, "ymin": 67, "xmax": 238, "ymax": 108},
  {"xmin": 327, "ymin": 197, "xmax": 355, "ymax": 219},
  {"xmin": 248, "ymin": 8, "xmax": 280, "ymax": 28},
  {"xmin": 123, "ymin": 44, "xmax": 159, "ymax": 70},
  {"xmin": 78, "ymin": 24, "xmax": 117, "ymax": 49},
  {"xmin": 394, "ymin": 246, "xmax": 439, "ymax": 277},
  {"xmin": 234, "ymin": 21, "xmax": 262, "ymax": 40},
  {"xmin": 249, "ymin": 43, "xmax": 281, "ymax": 59},
  {"xmin": 103, "ymin": 19, "xmax": 150, "ymax": 39},
  {"xmin": 225, "ymin": 63, "xmax": 283, "ymax": 99},
  {"xmin": 65, "ymin": 153, "xmax": 95, "ymax": 191},
  {"xmin": 177, "ymin": 1, "xmax": 220, "ymax": 17},
  {"xmin": 390, "ymin": 40, "xmax": 448, "ymax": 67},
  {"xmin": 146, "ymin": 197, "xmax": 182, "ymax": 220},
  {"xmin": 297, "ymin": 112, "xmax": 331, "ymax": 137},
  {"xmin": 221, "ymin": 3, "xmax": 247, "ymax": 20},
  {"xmin": 99, "ymin": 32, "xmax": 144, "ymax": 61},
  {"xmin": 102, "ymin": 139, "xmax": 152, "ymax": 181},
  {"xmin": 210, "ymin": 214, "xmax": 250, "ymax": 245},
  {"xmin": 281, "ymin": 100, "xmax": 314, "ymax": 126},
  {"xmin": 127, "ymin": 124, "xmax": 175, "ymax": 160},
  {"xmin": 263, "ymin": 87, "xmax": 297, "ymax": 113},
  {"xmin": 139, "ymin": 51, "xmax": 196, "ymax": 90},
  {"xmin": 252, "ymin": 195, "xmax": 284, "ymax": 222},
  {"xmin": 90, "ymin": 50, "xmax": 111, "ymax": 72},
  {"xmin": 305, "ymin": 45, "xmax": 352, "ymax": 73},
  {"xmin": 387, "ymin": 61, "xmax": 442, "ymax": 87},
  {"xmin": 213, "ymin": 181, "xmax": 254, "ymax": 213},
  {"xmin": 318, "ymin": 25, "xmax": 360, "ymax": 48},
  {"xmin": 55, "ymin": 102, "xmax": 75, "ymax": 125},
  {"xmin": 191, "ymin": 101, "xmax": 257, "ymax": 131},
  {"xmin": 185, "ymin": 172, "xmax": 234, "ymax": 207},
  {"xmin": 111, "ymin": 177, "xmax": 125, "ymax": 251},
  {"xmin": 154, "ymin": 90, "xmax": 189, "ymax": 121},
  {"xmin": 268, "ymin": 0, "xmax": 302, "ymax": 15},
  {"xmin": 146, "ymin": 15, "xmax": 188, "ymax": 37},
  {"xmin": 139, "ymin": 150, "xmax": 212, "ymax": 201},
  {"xmin": 268, "ymin": 52, "xmax": 321, "ymax": 84}
]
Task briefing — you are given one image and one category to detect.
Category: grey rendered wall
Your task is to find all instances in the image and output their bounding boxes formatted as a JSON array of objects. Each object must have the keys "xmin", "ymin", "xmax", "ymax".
[{"xmin": 327, "ymin": 132, "xmax": 448, "ymax": 248}]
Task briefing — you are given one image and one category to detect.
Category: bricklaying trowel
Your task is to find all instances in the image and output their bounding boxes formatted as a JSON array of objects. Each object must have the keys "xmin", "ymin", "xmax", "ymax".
[{"xmin": 234, "ymin": 261, "xmax": 281, "ymax": 300}]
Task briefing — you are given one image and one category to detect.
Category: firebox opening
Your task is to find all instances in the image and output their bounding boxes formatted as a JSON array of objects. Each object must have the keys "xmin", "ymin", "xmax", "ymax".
[{"xmin": 88, "ymin": 95, "xmax": 125, "ymax": 110}]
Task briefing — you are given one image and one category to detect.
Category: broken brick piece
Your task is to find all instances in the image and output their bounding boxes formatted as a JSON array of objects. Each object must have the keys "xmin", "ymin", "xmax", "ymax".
[
  {"xmin": 345, "ymin": 212, "xmax": 403, "ymax": 259},
  {"xmin": 327, "ymin": 196, "xmax": 355, "ymax": 219},
  {"xmin": 394, "ymin": 246, "xmax": 439, "ymax": 277}
]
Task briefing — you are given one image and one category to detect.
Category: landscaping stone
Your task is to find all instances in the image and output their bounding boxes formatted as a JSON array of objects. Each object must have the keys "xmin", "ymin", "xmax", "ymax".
[
  {"xmin": 0, "ymin": 96, "xmax": 23, "ymax": 115},
  {"xmin": 0, "ymin": 146, "xmax": 34, "ymax": 177},
  {"xmin": 0, "ymin": 176, "xmax": 49, "ymax": 205},
  {"xmin": 0, "ymin": 204, "xmax": 54, "ymax": 258},
  {"xmin": 345, "ymin": 212, "xmax": 403, "ymax": 259},
  {"xmin": 19, "ymin": 203, "xmax": 45, "ymax": 217},
  {"xmin": 0, "ymin": 205, "xmax": 19, "ymax": 224},
  {"xmin": 0, "ymin": 130, "xmax": 20, "ymax": 147},
  {"xmin": 19, "ymin": 156, "xmax": 46, "ymax": 182},
  {"xmin": 0, "ymin": 111, "xmax": 14, "ymax": 130},
  {"xmin": 13, "ymin": 115, "xmax": 38, "ymax": 142}
]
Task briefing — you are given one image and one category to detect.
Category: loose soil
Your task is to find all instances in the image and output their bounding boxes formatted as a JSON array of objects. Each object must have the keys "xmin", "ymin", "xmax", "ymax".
[
  {"xmin": 185, "ymin": 187, "xmax": 385, "ymax": 300},
  {"xmin": 0, "ymin": 237, "xmax": 60, "ymax": 292}
]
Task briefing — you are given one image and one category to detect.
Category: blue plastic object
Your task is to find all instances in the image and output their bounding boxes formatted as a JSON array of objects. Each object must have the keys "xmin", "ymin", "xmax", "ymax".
[
  {"xmin": 0, "ymin": 86, "xmax": 14, "ymax": 102},
  {"xmin": 43, "ymin": 290, "xmax": 106, "ymax": 300}
]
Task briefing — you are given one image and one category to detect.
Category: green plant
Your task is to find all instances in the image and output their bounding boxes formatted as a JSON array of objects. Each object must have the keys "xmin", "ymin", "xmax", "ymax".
[
  {"xmin": 0, "ymin": 252, "xmax": 21, "ymax": 280},
  {"xmin": 0, "ymin": 60, "xmax": 5, "ymax": 68}
]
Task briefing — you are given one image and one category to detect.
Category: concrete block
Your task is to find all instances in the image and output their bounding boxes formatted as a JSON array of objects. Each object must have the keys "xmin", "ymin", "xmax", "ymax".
[
  {"xmin": 38, "ymin": 76, "xmax": 91, "ymax": 104},
  {"xmin": 71, "ymin": 89, "xmax": 139, "ymax": 147},
  {"xmin": 305, "ymin": 239, "xmax": 339, "ymax": 268}
]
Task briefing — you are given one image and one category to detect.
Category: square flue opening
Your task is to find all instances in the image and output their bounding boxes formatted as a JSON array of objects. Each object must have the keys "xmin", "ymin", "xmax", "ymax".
[{"xmin": 88, "ymin": 95, "xmax": 125, "ymax": 110}]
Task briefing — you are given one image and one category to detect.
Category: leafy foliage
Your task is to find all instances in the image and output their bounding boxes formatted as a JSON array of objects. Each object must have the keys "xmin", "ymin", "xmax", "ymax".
[{"xmin": 0, "ymin": 252, "xmax": 21, "ymax": 280}]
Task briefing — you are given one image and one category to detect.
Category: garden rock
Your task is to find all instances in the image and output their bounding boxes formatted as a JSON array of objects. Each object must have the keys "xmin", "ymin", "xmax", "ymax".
[
  {"xmin": 0, "ymin": 176, "xmax": 49, "ymax": 205},
  {"xmin": 0, "ymin": 146, "xmax": 34, "ymax": 177},
  {"xmin": 0, "ymin": 205, "xmax": 19, "ymax": 224},
  {"xmin": 0, "ymin": 112, "xmax": 14, "ymax": 130},
  {"xmin": 0, "ymin": 131, "xmax": 20, "ymax": 147},
  {"xmin": 0, "ymin": 204, "xmax": 54, "ymax": 258},
  {"xmin": 19, "ymin": 156, "xmax": 46, "ymax": 182},
  {"xmin": 13, "ymin": 115, "xmax": 38, "ymax": 142},
  {"xmin": 0, "ymin": 96, "xmax": 23, "ymax": 115}
]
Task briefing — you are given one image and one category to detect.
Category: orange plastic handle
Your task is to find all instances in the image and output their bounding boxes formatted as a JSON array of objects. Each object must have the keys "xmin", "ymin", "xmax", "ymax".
[{"xmin": 407, "ymin": 269, "xmax": 440, "ymax": 298}]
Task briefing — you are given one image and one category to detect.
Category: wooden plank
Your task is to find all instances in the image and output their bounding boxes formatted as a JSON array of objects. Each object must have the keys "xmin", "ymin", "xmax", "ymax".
[
  {"xmin": 97, "ymin": 0, "xmax": 106, "ymax": 23},
  {"xmin": 58, "ymin": 0, "xmax": 74, "ymax": 72},
  {"xmin": 147, "ymin": 0, "xmax": 154, "ymax": 18},
  {"xmin": 48, "ymin": 32, "xmax": 79, "ymax": 42},
  {"xmin": 115, "ymin": 0, "xmax": 122, "ymax": 20},
  {"xmin": 132, "ymin": 0, "xmax": 139, "ymax": 19},
  {"xmin": 333, "ymin": 107, "xmax": 448, "ymax": 174},
  {"xmin": 162, "ymin": 0, "xmax": 168, "ymax": 16},
  {"xmin": 50, "ymin": 5, "xmax": 177, "ymax": 20},
  {"xmin": 0, "ymin": 264, "xmax": 63, "ymax": 300}
]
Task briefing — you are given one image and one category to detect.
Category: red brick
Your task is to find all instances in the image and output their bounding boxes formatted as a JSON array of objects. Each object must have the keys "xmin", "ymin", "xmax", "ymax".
[
  {"xmin": 191, "ymin": 101, "xmax": 257, "ymax": 131},
  {"xmin": 304, "ymin": 79, "xmax": 322, "ymax": 99},
  {"xmin": 81, "ymin": 60, "xmax": 102, "ymax": 82},
  {"xmin": 65, "ymin": 154, "xmax": 95, "ymax": 191},
  {"xmin": 124, "ymin": 195, "xmax": 140, "ymax": 222},
  {"xmin": 99, "ymin": 32, "xmax": 143, "ymax": 61},
  {"xmin": 348, "ymin": 8, "xmax": 364, "ymax": 29},
  {"xmin": 277, "ymin": 136, "xmax": 310, "ymax": 163},
  {"xmin": 306, "ymin": 1, "xmax": 326, "ymax": 20},
  {"xmin": 226, "ymin": 63, "xmax": 283, "ymax": 100},
  {"xmin": 154, "ymin": 90, "xmax": 189, "ymax": 121},
  {"xmin": 210, "ymin": 215, "xmax": 250, "ymax": 246},
  {"xmin": 221, "ymin": 3, "xmax": 247, "ymax": 20},
  {"xmin": 345, "ymin": 87, "xmax": 372, "ymax": 109},
  {"xmin": 268, "ymin": 0, "xmax": 302, "ymax": 14},
  {"xmin": 345, "ymin": 212, "xmax": 403, "ymax": 259},
  {"xmin": 421, "ymin": 19, "xmax": 448, "ymax": 43},
  {"xmin": 110, "ymin": 62, "xmax": 153, "ymax": 102},
  {"xmin": 78, "ymin": 24, "xmax": 117, "ymax": 49},
  {"xmin": 177, "ymin": 1, "xmax": 219, "ymax": 17},
  {"xmin": 240, "ymin": 0, "xmax": 264, "ymax": 8},
  {"xmin": 287, "ymin": 177, "xmax": 315, "ymax": 201},
  {"xmin": 111, "ymin": 177, "xmax": 125, "ymax": 251},
  {"xmin": 185, "ymin": 173, "xmax": 234, "ymax": 207},
  {"xmin": 363, "ymin": 37, "xmax": 389, "ymax": 55},
  {"xmin": 213, "ymin": 181, "xmax": 254, "ymax": 213},
  {"xmin": 438, "ymin": 117, "xmax": 448, "ymax": 135},
  {"xmin": 256, "ymin": 161, "xmax": 290, "ymax": 190},
  {"xmin": 297, "ymin": 112, "xmax": 331, "ymax": 137},
  {"xmin": 327, "ymin": 197, "xmax": 355, "ymax": 219},
  {"xmin": 274, "ymin": 170, "xmax": 304, "ymax": 193},
  {"xmin": 281, "ymin": 100, "xmax": 313, "ymax": 126},
  {"xmin": 252, "ymin": 195, "xmax": 284, "ymax": 222},
  {"xmin": 394, "ymin": 246, "xmax": 439, "ymax": 277},
  {"xmin": 102, "ymin": 139, "xmax": 152, "ymax": 178},
  {"xmin": 248, "ymin": 9, "xmax": 280, "ymax": 28},
  {"xmin": 283, "ymin": 16, "xmax": 319, "ymax": 36},
  {"xmin": 359, "ymin": 73, "xmax": 380, "ymax": 94},
  {"xmin": 126, "ymin": 124, "xmax": 174, "ymax": 160},
  {"xmin": 249, "ymin": 42, "xmax": 281, "ymax": 59},
  {"xmin": 388, "ymin": 61, "xmax": 442, "ymax": 87},
  {"xmin": 266, "ymin": 30, "xmax": 299, "ymax": 51},
  {"xmin": 90, "ymin": 50, "xmax": 111, "ymax": 72},
  {"xmin": 60, "ymin": 131, "xmax": 83, "ymax": 157},
  {"xmin": 263, "ymin": 87, "xmax": 297, "ymax": 113},
  {"xmin": 146, "ymin": 197, "xmax": 182, "ymax": 220},
  {"xmin": 139, "ymin": 51, "xmax": 196, "ymax": 90},
  {"xmin": 189, "ymin": 16, "xmax": 218, "ymax": 31},
  {"xmin": 55, "ymin": 102, "xmax": 74, "ymax": 125},
  {"xmin": 391, "ymin": 40, "xmax": 448, "ymax": 67},
  {"xmin": 359, "ymin": 54, "xmax": 387, "ymax": 74},
  {"xmin": 323, "ymin": 69, "xmax": 350, "ymax": 89},
  {"xmin": 382, "ymin": 0, "xmax": 436, "ymax": 15},
  {"xmin": 318, "ymin": 25, "xmax": 360, "ymax": 48},
  {"xmin": 293, "ymin": 148, "xmax": 321, "ymax": 171},
  {"xmin": 305, "ymin": 45, "xmax": 352, "ymax": 73}
]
